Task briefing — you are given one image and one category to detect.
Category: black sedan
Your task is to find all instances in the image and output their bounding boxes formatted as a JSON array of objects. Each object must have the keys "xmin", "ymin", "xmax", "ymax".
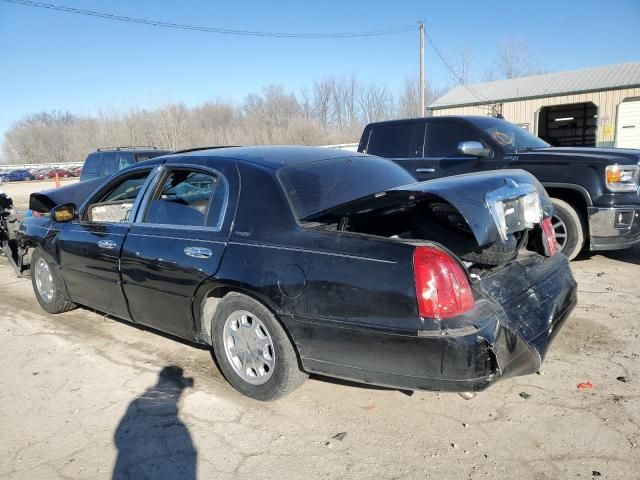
[{"xmin": 17, "ymin": 147, "xmax": 577, "ymax": 400}]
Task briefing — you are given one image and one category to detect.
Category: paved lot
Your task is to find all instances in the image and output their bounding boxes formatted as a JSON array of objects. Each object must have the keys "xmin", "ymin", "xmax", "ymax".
[{"xmin": 1, "ymin": 183, "xmax": 639, "ymax": 479}]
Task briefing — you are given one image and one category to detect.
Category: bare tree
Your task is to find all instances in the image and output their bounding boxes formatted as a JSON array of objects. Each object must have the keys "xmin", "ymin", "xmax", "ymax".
[
  {"xmin": 311, "ymin": 78, "xmax": 334, "ymax": 127},
  {"xmin": 495, "ymin": 39, "xmax": 543, "ymax": 79},
  {"xmin": 358, "ymin": 83, "xmax": 393, "ymax": 124},
  {"xmin": 154, "ymin": 103, "xmax": 188, "ymax": 150},
  {"xmin": 331, "ymin": 76, "xmax": 359, "ymax": 129},
  {"xmin": 448, "ymin": 45, "xmax": 474, "ymax": 87},
  {"xmin": 481, "ymin": 69, "xmax": 500, "ymax": 82},
  {"xmin": 398, "ymin": 77, "xmax": 446, "ymax": 117}
]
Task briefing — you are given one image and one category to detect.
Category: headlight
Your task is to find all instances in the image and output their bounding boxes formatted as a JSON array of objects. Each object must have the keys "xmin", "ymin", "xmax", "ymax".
[{"xmin": 606, "ymin": 165, "xmax": 640, "ymax": 192}]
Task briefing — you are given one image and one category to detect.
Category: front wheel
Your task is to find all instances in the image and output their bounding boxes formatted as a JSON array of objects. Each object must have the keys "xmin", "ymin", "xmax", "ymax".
[
  {"xmin": 550, "ymin": 198, "xmax": 585, "ymax": 260},
  {"xmin": 31, "ymin": 248, "xmax": 77, "ymax": 314},
  {"xmin": 211, "ymin": 292, "xmax": 307, "ymax": 401}
]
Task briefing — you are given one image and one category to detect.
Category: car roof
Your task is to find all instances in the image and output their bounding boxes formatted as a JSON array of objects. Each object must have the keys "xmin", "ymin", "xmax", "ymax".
[{"xmin": 165, "ymin": 145, "xmax": 369, "ymax": 171}]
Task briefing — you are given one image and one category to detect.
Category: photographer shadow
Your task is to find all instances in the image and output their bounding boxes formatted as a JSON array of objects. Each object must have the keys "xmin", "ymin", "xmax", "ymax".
[{"xmin": 113, "ymin": 366, "xmax": 196, "ymax": 480}]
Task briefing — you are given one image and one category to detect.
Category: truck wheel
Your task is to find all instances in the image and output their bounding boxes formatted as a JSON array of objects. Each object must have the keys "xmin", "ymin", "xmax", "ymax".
[
  {"xmin": 550, "ymin": 198, "xmax": 584, "ymax": 260},
  {"xmin": 31, "ymin": 248, "xmax": 77, "ymax": 314},
  {"xmin": 211, "ymin": 292, "xmax": 308, "ymax": 401}
]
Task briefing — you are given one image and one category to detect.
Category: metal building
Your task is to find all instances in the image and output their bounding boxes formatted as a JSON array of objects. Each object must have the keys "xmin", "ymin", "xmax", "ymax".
[{"xmin": 428, "ymin": 62, "xmax": 640, "ymax": 148}]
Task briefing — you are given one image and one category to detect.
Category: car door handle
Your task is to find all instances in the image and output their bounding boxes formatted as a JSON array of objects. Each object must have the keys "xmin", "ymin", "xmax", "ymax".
[
  {"xmin": 97, "ymin": 240, "xmax": 117, "ymax": 250},
  {"xmin": 184, "ymin": 246, "xmax": 212, "ymax": 259},
  {"xmin": 416, "ymin": 168, "xmax": 435, "ymax": 173}
]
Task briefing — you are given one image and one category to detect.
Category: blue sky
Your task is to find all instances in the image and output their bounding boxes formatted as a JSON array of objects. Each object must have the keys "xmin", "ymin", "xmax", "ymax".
[{"xmin": 1, "ymin": 0, "xmax": 639, "ymax": 142}]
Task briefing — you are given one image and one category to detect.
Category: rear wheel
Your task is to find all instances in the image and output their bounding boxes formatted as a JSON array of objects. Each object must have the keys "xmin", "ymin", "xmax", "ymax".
[
  {"xmin": 31, "ymin": 248, "xmax": 76, "ymax": 314},
  {"xmin": 211, "ymin": 292, "xmax": 307, "ymax": 401},
  {"xmin": 550, "ymin": 198, "xmax": 584, "ymax": 260}
]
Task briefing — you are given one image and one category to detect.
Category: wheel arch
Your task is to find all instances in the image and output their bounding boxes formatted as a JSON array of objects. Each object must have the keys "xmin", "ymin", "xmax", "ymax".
[
  {"xmin": 192, "ymin": 280, "xmax": 300, "ymax": 350},
  {"xmin": 542, "ymin": 183, "xmax": 590, "ymax": 232},
  {"xmin": 193, "ymin": 282, "xmax": 306, "ymax": 372}
]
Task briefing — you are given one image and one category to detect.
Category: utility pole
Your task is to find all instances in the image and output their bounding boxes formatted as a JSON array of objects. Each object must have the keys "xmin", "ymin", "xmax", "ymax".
[{"xmin": 419, "ymin": 21, "xmax": 425, "ymax": 116}]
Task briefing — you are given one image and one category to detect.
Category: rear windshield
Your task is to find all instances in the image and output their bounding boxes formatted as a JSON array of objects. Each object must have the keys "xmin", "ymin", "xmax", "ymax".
[{"xmin": 278, "ymin": 156, "xmax": 416, "ymax": 220}]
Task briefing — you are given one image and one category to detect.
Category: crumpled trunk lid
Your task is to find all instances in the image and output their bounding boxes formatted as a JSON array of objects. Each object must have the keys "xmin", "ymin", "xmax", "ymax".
[
  {"xmin": 303, "ymin": 169, "xmax": 553, "ymax": 247},
  {"xmin": 29, "ymin": 177, "xmax": 104, "ymax": 213}
]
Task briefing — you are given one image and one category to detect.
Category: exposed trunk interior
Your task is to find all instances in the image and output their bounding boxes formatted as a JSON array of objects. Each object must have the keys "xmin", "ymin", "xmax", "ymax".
[
  {"xmin": 537, "ymin": 102, "xmax": 598, "ymax": 147},
  {"xmin": 304, "ymin": 198, "xmax": 534, "ymax": 271}
]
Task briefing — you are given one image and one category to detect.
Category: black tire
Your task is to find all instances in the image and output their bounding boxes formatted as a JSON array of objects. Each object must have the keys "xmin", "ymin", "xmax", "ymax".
[
  {"xmin": 31, "ymin": 247, "xmax": 77, "ymax": 314},
  {"xmin": 411, "ymin": 217, "xmax": 519, "ymax": 267},
  {"xmin": 550, "ymin": 198, "xmax": 585, "ymax": 261},
  {"xmin": 211, "ymin": 292, "xmax": 307, "ymax": 401}
]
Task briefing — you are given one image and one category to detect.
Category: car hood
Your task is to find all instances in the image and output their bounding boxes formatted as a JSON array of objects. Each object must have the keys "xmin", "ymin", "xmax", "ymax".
[
  {"xmin": 518, "ymin": 147, "xmax": 640, "ymax": 165},
  {"xmin": 304, "ymin": 169, "xmax": 553, "ymax": 246},
  {"xmin": 29, "ymin": 177, "xmax": 104, "ymax": 213}
]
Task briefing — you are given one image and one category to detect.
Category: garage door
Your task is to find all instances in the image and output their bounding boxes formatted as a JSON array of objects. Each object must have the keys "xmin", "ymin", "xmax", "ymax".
[{"xmin": 616, "ymin": 100, "xmax": 640, "ymax": 149}]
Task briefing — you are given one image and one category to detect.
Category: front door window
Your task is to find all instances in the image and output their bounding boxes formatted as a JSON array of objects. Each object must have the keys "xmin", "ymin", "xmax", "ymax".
[{"xmin": 85, "ymin": 170, "xmax": 151, "ymax": 223}]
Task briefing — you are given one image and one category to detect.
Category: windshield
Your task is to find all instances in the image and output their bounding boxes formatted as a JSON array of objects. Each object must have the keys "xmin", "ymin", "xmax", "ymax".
[
  {"xmin": 475, "ymin": 117, "xmax": 549, "ymax": 153},
  {"xmin": 278, "ymin": 156, "xmax": 416, "ymax": 220}
]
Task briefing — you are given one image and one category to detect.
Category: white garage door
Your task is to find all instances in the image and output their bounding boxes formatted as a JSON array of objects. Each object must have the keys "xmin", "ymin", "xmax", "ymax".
[{"xmin": 616, "ymin": 100, "xmax": 640, "ymax": 149}]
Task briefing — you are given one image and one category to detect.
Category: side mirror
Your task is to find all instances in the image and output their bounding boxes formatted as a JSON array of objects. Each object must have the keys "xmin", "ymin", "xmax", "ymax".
[
  {"xmin": 51, "ymin": 203, "xmax": 77, "ymax": 223},
  {"xmin": 458, "ymin": 141, "xmax": 491, "ymax": 158}
]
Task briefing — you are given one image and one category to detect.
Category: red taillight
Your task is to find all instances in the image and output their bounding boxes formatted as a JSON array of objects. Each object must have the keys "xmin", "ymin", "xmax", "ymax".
[
  {"xmin": 413, "ymin": 246, "xmax": 475, "ymax": 319},
  {"xmin": 540, "ymin": 217, "xmax": 558, "ymax": 256}
]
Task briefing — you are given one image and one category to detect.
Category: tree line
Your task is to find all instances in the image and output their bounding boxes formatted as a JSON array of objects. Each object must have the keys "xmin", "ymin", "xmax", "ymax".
[
  {"xmin": 2, "ymin": 38, "xmax": 543, "ymax": 165},
  {"xmin": 1, "ymin": 77, "xmax": 443, "ymax": 165}
]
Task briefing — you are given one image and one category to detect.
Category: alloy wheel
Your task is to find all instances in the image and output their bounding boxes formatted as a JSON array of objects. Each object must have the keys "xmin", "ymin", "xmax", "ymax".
[
  {"xmin": 34, "ymin": 257, "xmax": 54, "ymax": 303},
  {"xmin": 552, "ymin": 215, "xmax": 568, "ymax": 251},
  {"xmin": 223, "ymin": 310, "xmax": 275, "ymax": 385}
]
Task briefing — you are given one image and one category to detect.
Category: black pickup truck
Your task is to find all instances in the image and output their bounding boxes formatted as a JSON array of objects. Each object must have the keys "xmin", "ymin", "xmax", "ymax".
[{"xmin": 358, "ymin": 116, "xmax": 640, "ymax": 259}]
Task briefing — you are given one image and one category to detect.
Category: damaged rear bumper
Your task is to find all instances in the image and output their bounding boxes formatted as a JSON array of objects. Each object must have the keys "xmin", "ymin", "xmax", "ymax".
[{"xmin": 290, "ymin": 253, "xmax": 577, "ymax": 392}]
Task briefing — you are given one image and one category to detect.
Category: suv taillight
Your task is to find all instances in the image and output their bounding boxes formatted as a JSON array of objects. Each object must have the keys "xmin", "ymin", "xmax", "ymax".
[{"xmin": 413, "ymin": 246, "xmax": 475, "ymax": 319}]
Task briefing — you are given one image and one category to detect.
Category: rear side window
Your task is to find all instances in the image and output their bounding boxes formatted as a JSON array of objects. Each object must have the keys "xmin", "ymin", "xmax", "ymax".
[
  {"xmin": 102, "ymin": 152, "xmax": 134, "ymax": 177},
  {"xmin": 425, "ymin": 122, "xmax": 481, "ymax": 157},
  {"xmin": 143, "ymin": 170, "xmax": 223, "ymax": 227},
  {"xmin": 365, "ymin": 123, "xmax": 425, "ymax": 158},
  {"xmin": 134, "ymin": 151, "xmax": 166, "ymax": 163},
  {"xmin": 81, "ymin": 153, "xmax": 101, "ymax": 178}
]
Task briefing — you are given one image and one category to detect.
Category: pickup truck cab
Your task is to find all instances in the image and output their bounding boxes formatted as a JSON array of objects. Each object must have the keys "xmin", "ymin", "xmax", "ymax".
[{"xmin": 358, "ymin": 116, "xmax": 640, "ymax": 259}]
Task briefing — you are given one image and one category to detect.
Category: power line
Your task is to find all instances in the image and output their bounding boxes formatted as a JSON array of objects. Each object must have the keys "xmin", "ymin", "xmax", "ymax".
[
  {"xmin": 2, "ymin": 0, "xmax": 416, "ymax": 38},
  {"xmin": 423, "ymin": 26, "xmax": 492, "ymax": 108}
]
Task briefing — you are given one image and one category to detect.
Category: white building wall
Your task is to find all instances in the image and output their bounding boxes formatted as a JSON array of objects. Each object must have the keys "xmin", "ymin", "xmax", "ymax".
[{"xmin": 429, "ymin": 87, "xmax": 640, "ymax": 147}]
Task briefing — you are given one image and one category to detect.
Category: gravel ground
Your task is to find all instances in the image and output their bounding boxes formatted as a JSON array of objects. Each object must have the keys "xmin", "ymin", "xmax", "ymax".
[{"xmin": 0, "ymin": 182, "xmax": 638, "ymax": 479}]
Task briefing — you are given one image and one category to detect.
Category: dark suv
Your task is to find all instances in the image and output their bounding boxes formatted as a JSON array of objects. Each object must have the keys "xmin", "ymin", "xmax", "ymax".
[{"xmin": 80, "ymin": 147, "xmax": 170, "ymax": 182}]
